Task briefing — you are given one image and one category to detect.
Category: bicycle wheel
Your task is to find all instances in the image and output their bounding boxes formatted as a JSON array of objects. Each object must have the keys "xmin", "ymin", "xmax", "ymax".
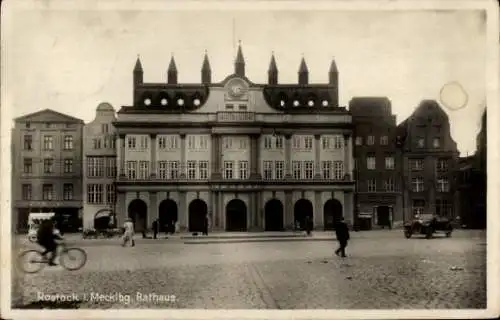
[
  {"xmin": 18, "ymin": 250, "xmax": 46, "ymax": 274},
  {"xmin": 60, "ymin": 248, "xmax": 87, "ymax": 271}
]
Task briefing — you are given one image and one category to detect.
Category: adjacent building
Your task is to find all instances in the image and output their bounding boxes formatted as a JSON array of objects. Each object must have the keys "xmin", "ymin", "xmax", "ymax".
[
  {"xmin": 110, "ymin": 43, "xmax": 355, "ymax": 233},
  {"xmin": 82, "ymin": 103, "xmax": 118, "ymax": 230},
  {"xmin": 12, "ymin": 109, "xmax": 84, "ymax": 232},
  {"xmin": 397, "ymin": 100, "xmax": 460, "ymax": 222},
  {"xmin": 350, "ymin": 97, "xmax": 403, "ymax": 229}
]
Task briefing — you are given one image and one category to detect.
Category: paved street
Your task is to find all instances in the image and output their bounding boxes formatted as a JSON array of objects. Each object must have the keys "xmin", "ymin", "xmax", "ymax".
[{"xmin": 12, "ymin": 230, "xmax": 486, "ymax": 309}]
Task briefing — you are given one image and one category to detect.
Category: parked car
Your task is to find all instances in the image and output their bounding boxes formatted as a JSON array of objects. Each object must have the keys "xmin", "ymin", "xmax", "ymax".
[{"xmin": 404, "ymin": 214, "xmax": 453, "ymax": 239}]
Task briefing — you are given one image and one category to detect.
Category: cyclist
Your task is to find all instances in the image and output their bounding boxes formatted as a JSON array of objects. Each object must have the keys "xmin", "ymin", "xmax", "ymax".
[{"xmin": 36, "ymin": 217, "xmax": 63, "ymax": 266}]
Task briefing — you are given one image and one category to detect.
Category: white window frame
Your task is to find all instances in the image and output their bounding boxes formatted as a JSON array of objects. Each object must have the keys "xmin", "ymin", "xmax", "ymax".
[
  {"xmin": 127, "ymin": 136, "xmax": 136, "ymax": 149},
  {"xmin": 411, "ymin": 159, "xmax": 424, "ymax": 171},
  {"xmin": 63, "ymin": 135, "xmax": 73, "ymax": 150},
  {"xmin": 106, "ymin": 184, "xmax": 116, "ymax": 204},
  {"xmin": 384, "ymin": 178, "xmax": 395, "ymax": 192},
  {"xmin": 238, "ymin": 161, "xmax": 248, "ymax": 179},
  {"xmin": 264, "ymin": 136, "xmax": 272, "ymax": 149},
  {"xmin": 292, "ymin": 161, "xmax": 301, "ymax": 179},
  {"xmin": 158, "ymin": 137, "xmax": 167, "ymax": 149},
  {"xmin": 304, "ymin": 137, "xmax": 313, "ymax": 150},
  {"xmin": 367, "ymin": 156, "xmax": 376, "ymax": 170},
  {"xmin": 412, "ymin": 200, "xmax": 425, "ymax": 216},
  {"xmin": 63, "ymin": 184, "xmax": 73, "ymax": 201},
  {"xmin": 106, "ymin": 157, "xmax": 117, "ymax": 177},
  {"xmin": 169, "ymin": 161, "xmax": 179, "ymax": 179},
  {"xmin": 223, "ymin": 137, "xmax": 233, "ymax": 149},
  {"xmin": 43, "ymin": 136, "xmax": 54, "ymax": 150},
  {"xmin": 367, "ymin": 179, "xmax": 377, "ymax": 192},
  {"xmin": 437, "ymin": 177, "xmax": 450, "ymax": 192},
  {"xmin": 334, "ymin": 161, "xmax": 344, "ymax": 180},
  {"xmin": 304, "ymin": 161, "xmax": 314, "ymax": 179},
  {"xmin": 275, "ymin": 161, "xmax": 284, "ymax": 179},
  {"xmin": 188, "ymin": 136, "xmax": 196, "ymax": 149},
  {"xmin": 321, "ymin": 137, "xmax": 330, "ymax": 150},
  {"xmin": 158, "ymin": 161, "xmax": 168, "ymax": 179},
  {"xmin": 321, "ymin": 161, "xmax": 332, "ymax": 179},
  {"xmin": 292, "ymin": 136, "xmax": 301, "ymax": 149},
  {"xmin": 355, "ymin": 136, "xmax": 363, "ymax": 146},
  {"xmin": 417, "ymin": 138, "xmax": 425, "ymax": 148},
  {"xmin": 275, "ymin": 136, "xmax": 284, "ymax": 149},
  {"xmin": 367, "ymin": 135, "xmax": 375, "ymax": 146},
  {"xmin": 385, "ymin": 156, "xmax": 395, "ymax": 170},
  {"xmin": 380, "ymin": 136, "xmax": 389, "ymax": 145},
  {"xmin": 263, "ymin": 161, "xmax": 273, "ymax": 180},
  {"xmin": 199, "ymin": 161, "xmax": 209, "ymax": 179},
  {"xmin": 334, "ymin": 135, "xmax": 343, "ymax": 149},
  {"xmin": 433, "ymin": 138, "xmax": 440, "ymax": 148},
  {"xmin": 126, "ymin": 161, "xmax": 137, "ymax": 180},
  {"xmin": 224, "ymin": 161, "xmax": 234, "ymax": 179},
  {"xmin": 411, "ymin": 177, "xmax": 424, "ymax": 192},
  {"xmin": 187, "ymin": 161, "xmax": 197, "ymax": 179}
]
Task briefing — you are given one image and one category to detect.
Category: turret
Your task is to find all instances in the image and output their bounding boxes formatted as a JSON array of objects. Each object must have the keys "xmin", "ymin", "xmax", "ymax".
[
  {"xmin": 298, "ymin": 57, "xmax": 308, "ymax": 85},
  {"xmin": 268, "ymin": 52, "xmax": 278, "ymax": 85},
  {"xmin": 133, "ymin": 56, "xmax": 143, "ymax": 86},
  {"xmin": 201, "ymin": 50, "xmax": 211, "ymax": 84},
  {"xmin": 234, "ymin": 41, "xmax": 245, "ymax": 77},
  {"xmin": 167, "ymin": 55, "xmax": 178, "ymax": 84}
]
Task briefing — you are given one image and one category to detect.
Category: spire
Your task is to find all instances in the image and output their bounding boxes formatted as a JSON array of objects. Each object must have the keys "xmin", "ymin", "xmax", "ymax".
[
  {"xmin": 201, "ymin": 50, "xmax": 211, "ymax": 84},
  {"xmin": 133, "ymin": 55, "xmax": 143, "ymax": 86},
  {"xmin": 167, "ymin": 55, "xmax": 178, "ymax": 84},
  {"xmin": 234, "ymin": 40, "xmax": 245, "ymax": 77},
  {"xmin": 298, "ymin": 56, "xmax": 308, "ymax": 85},
  {"xmin": 329, "ymin": 57, "xmax": 338, "ymax": 85},
  {"xmin": 268, "ymin": 52, "xmax": 278, "ymax": 85}
]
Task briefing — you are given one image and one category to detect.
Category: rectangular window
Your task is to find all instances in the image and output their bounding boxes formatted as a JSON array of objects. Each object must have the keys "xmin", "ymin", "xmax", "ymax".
[
  {"xmin": 42, "ymin": 184, "xmax": 55, "ymax": 201},
  {"xmin": 433, "ymin": 138, "xmax": 440, "ymax": 148},
  {"xmin": 187, "ymin": 161, "xmax": 197, "ymax": 179},
  {"xmin": 322, "ymin": 161, "xmax": 332, "ymax": 179},
  {"xmin": 385, "ymin": 156, "xmax": 395, "ymax": 170},
  {"xmin": 63, "ymin": 135, "xmax": 73, "ymax": 150},
  {"xmin": 93, "ymin": 138, "xmax": 102, "ymax": 149},
  {"xmin": 304, "ymin": 161, "xmax": 314, "ymax": 179},
  {"xmin": 63, "ymin": 159, "xmax": 73, "ymax": 173},
  {"xmin": 304, "ymin": 137, "xmax": 313, "ymax": 150},
  {"xmin": 223, "ymin": 137, "xmax": 232, "ymax": 149},
  {"xmin": 63, "ymin": 184, "xmax": 73, "ymax": 201},
  {"xmin": 435, "ymin": 199, "xmax": 452, "ymax": 217},
  {"xmin": 106, "ymin": 184, "xmax": 116, "ymax": 204},
  {"xmin": 139, "ymin": 136, "xmax": 148, "ymax": 150},
  {"xmin": 367, "ymin": 156, "xmax": 376, "ymax": 170},
  {"xmin": 225, "ymin": 104, "xmax": 234, "ymax": 110},
  {"xmin": 263, "ymin": 161, "xmax": 273, "ymax": 180},
  {"xmin": 380, "ymin": 136, "xmax": 389, "ymax": 145},
  {"xmin": 321, "ymin": 137, "xmax": 330, "ymax": 150},
  {"xmin": 334, "ymin": 161, "xmax": 344, "ymax": 180},
  {"xmin": 87, "ymin": 184, "xmax": 103, "ymax": 204},
  {"xmin": 275, "ymin": 136, "xmax": 284, "ymax": 149},
  {"xmin": 264, "ymin": 136, "xmax": 272, "ymax": 149},
  {"xmin": 238, "ymin": 105, "xmax": 247, "ymax": 111},
  {"xmin": 158, "ymin": 161, "xmax": 168, "ymax": 179},
  {"xmin": 437, "ymin": 177, "xmax": 450, "ymax": 192},
  {"xmin": 436, "ymin": 159, "xmax": 448, "ymax": 173},
  {"xmin": 411, "ymin": 177, "xmax": 424, "ymax": 192},
  {"xmin": 412, "ymin": 199, "xmax": 425, "ymax": 216},
  {"xmin": 355, "ymin": 137, "xmax": 363, "ymax": 146},
  {"xmin": 367, "ymin": 135, "xmax": 375, "ymax": 145},
  {"xmin": 23, "ymin": 158, "xmax": 33, "ymax": 174},
  {"xmin": 292, "ymin": 161, "xmax": 301, "ymax": 179},
  {"xmin": 87, "ymin": 157, "xmax": 104, "ymax": 177},
  {"xmin": 238, "ymin": 161, "xmax": 248, "ymax": 179},
  {"xmin": 43, "ymin": 136, "xmax": 54, "ymax": 150},
  {"xmin": 126, "ymin": 161, "xmax": 137, "ymax": 180},
  {"xmin": 106, "ymin": 157, "xmax": 117, "ymax": 177},
  {"xmin": 138, "ymin": 161, "xmax": 149, "ymax": 179},
  {"xmin": 24, "ymin": 135, "xmax": 33, "ymax": 150},
  {"xmin": 43, "ymin": 158, "xmax": 54, "ymax": 174},
  {"xmin": 169, "ymin": 161, "xmax": 179, "ymax": 179},
  {"xmin": 188, "ymin": 136, "xmax": 196, "ymax": 149},
  {"xmin": 417, "ymin": 137, "xmax": 425, "ymax": 148},
  {"xmin": 127, "ymin": 136, "xmax": 136, "ymax": 149},
  {"xmin": 410, "ymin": 159, "xmax": 424, "ymax": 171},
  {"xmin": 334, "ymin": 135, "xmax": 343, "ymax": 149},
  {"xmin": 384, "ymin": 178, "xmax": 395, "ymax": 192},
  {"xmin": 22, "ymin": 184, "xmax": 32, "ymax": 200},
  {"xmin": 239, "ymin": 138, "xmax": 247, "ymax": 150},
  {"xmin": 224, "ymin": 161, "xmax": 234, "ymax": 179},
  {"xmin": 292, "ymin": 136, "xmax": 301, "ymax": 149},
  {"xmin": 158, "ymin": 137, "xmax": 167, "ymax": 149},
  {"xmin": 199, "ymin": 161, "xmax": 209, "ymax": 179},
  {"xmin": 275, "ymin": 161, "xmax": 284, "ymax": 180},
  {"xmin": 101, "ymin": 124, "xmax": 109, "ymax": 134},
  {"xmin": 367, "ymin": 179, "xmax": 377, "ymax": 192},
  {"xmin": 199, "ymin": 136, "xmax": 209, "ymax": 149}
]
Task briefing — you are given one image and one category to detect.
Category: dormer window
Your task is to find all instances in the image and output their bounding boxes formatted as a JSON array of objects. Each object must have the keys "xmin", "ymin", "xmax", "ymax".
[
  {"xmin": 161, "ymin": 98, "xmax": 168, "ymax": 106},
  {"xmin": 322, "ymin": 100, "xmax": 329, "ymax": 107},
  {"xmin": 193, "ymin": 99, "xmax": 201, "ymax": 106},
  {"xmin": 177, "ymin": 98, "xmax": 184, "ymax": 106},
  {"xmin": 293, "ymin": 100, "xmax": 300, "ymax": 107},
  {"xmin": 144, "ymin": 98, "xmax": 152, "ymax": 106},
  {"xmin": 280, "ymin": 100, "xmax": 286, "ymax": 107},
  {"xmin": 308, "ymin": 100, "xmax": 315, "ymax": 107}
]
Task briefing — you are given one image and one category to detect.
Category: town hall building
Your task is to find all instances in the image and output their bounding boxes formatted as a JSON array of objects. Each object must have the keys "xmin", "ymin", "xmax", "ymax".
[{"xmin": 111, "ymin": 43, "xmax": 355, "ymax": 232}]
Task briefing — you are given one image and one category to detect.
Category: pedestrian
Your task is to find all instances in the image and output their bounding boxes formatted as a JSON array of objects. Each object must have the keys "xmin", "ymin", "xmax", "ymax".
[
  {"xmin": 203, "ymin": 214, "xmax": 209, "ymax": 236},
  {"xmin": 334, "ymin": 217, "xmax": 350, "ymax": 258},
  {"xmin": 152, "ymin": 219, "xmax": 158, "ymax": 239},
  {"xmin": 305, "ymin": 215, "xmax": 312, "ymax": 236},
  {"xmin": 122, "ymin": 218, "xmax": 135, "ymax": 247}
]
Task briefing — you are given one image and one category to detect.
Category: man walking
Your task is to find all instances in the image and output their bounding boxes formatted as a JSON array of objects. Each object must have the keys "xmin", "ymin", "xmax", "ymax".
[
  {"xmin": 335, "ymin": 217, "xmax": 350, "ymax": 258},
  {"xmin": 152, "ymin": 219, "xmax": 158, "ymax": 239},
  {"xmin": 122, "ymin": 218, "xmax": 135, "ymax": 247}
]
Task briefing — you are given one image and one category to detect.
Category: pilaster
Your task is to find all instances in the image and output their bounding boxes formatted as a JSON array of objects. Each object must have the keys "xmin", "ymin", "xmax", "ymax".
[
  {"xmin": 150, "ymin": 134, "xmax": 157, "ymax": 178},
  {"xmin": 344, "ymin": 191, "xmax": 354, "ymax": 226},
  {"xmin": 343, "ymin": 133, "xmax": 352, "ymax": 180},
  {"xmin": 180, "ymin": 134, "xmax": 186, "ymax": 179},
  {"xmin": 284, "ymin": 134, "xmax": 292, "ymax": 179},
  {"xmin": 249, "ymin": 134, "xmax": 262, "ymax": 180},
  {"xmin": 116, "ymin": 191, "xmax": 126, "ymax": 226},
  {"xmin": 149, "ymin": 191, "xmax": 158, "ymax": 222},
  {"xmin": 314, "ymin": 134, "xmax": 322, "ymax": 179},
  {"xmin": 314, "ymin": 191, "xmax": 323, "ymax": 229},
  {"xmin": 284, "ymin": 191, "xmax": 293, "ymax": 229},
  {"xmin": 118, "ymin": 134, "xmax": 126, "ymax": 177},
  {"xmin": 211, "ymin": 134, "xmax": 222, "ymax": 179},
  {"xmin": 179, "ymin": 191, "xmax": 187, "ymax": 230}
]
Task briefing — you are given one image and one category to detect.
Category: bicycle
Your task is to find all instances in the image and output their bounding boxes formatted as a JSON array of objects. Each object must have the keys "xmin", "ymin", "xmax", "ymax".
[{"xmin": 17, "ymin": 242, "xmax": 87, "ymax": 274}]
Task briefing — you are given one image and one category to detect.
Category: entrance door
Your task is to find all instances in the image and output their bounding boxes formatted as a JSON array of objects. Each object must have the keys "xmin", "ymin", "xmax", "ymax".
[
  {"xmin": 225, "ymin": 199, "xmax": 247, "ymax": 232},
  {"xmin": 293, "ymin": 199, "xmax": 314, "ymax": 230},
  {"xmin": 189, "ymin": 199, "xmax": 208, "ymax": 232},
  {"xmin": 128, "ymin": 199, "xmax": 148, "ymax": 232},
  {"xmin": 377, "ymin": 206, "xmax": 390, "ymax": 227},
  {"xmin": 323, "ymin": 199, "xmax": 343, "ymax": 230},
  {"xmin": 264, "ymin": 199, "xmax": 284, "ymax": 231},
  {"xmin": 158, "ymin": 199, "xmax": 178, "ymax": 232}
]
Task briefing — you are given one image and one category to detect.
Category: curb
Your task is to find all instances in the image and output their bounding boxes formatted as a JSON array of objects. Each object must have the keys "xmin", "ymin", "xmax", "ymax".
[{"xmin": 183, "ymin": 237, "xmax": 336, "ymax": 244}]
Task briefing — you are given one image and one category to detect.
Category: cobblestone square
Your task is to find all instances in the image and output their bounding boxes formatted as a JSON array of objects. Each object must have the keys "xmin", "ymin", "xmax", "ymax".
[{"xmin": 12, "ymin": 230, "xmax": 486, "ymax": 309}]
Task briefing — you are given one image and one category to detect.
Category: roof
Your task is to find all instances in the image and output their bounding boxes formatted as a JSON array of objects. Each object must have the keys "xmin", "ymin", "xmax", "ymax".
[
  {"xmin": 96, "ymin": 102, "xmax": 115, "ymax": 112},
  {"xmin": 14, "ymin": 108, "xmax": 84, "ymax": 123}
]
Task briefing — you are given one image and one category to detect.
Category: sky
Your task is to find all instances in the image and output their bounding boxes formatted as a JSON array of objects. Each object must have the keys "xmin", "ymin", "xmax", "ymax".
[{"xmin": 2, "ymin": 2, "xmax": 488, "ymax": 156}]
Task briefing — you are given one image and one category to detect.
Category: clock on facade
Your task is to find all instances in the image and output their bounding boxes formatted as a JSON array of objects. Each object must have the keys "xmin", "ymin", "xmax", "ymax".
[{"xmin": 227, "ymin": 79, "xmax": 247, "ymax": 99}]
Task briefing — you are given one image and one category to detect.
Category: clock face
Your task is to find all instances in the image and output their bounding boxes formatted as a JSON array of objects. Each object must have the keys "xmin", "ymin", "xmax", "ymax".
[{"xmin": 227, "ymin": 79, "xmax": 247, "ymax": 98}]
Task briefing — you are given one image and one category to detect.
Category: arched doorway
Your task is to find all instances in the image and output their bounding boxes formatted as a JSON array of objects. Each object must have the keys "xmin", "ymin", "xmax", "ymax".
[
  {"xmin": 189, "ymin": 199, "xmax": 208, "ymax": 232},
  {"xmin": 376, "ymin": 206, "xmax": 391, "ymax": 228},
  {"xmin": 158, "ymin": 199, "xmax": 178, "ymax": 233},
  {"xmin": 323, "ymin": 199, "xmax": 343, "ymax": 230},
  {"xmin": 294, "ymin": 199, "xmax": 314, "ymax": 231},
  {"xmin": 226, "ymin": 199, "xmax": 247, "ymax": 232},
  {"xmin": 94, "ymin": 209, "xmax": 113, "ymax": 230},
  {"xmin": 264, "ymin": 199, "xmax": 284, "ymax": 231},
  {"xmin": 128, "ymin": 199, "xmax": 148, "ymax": 232}
]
